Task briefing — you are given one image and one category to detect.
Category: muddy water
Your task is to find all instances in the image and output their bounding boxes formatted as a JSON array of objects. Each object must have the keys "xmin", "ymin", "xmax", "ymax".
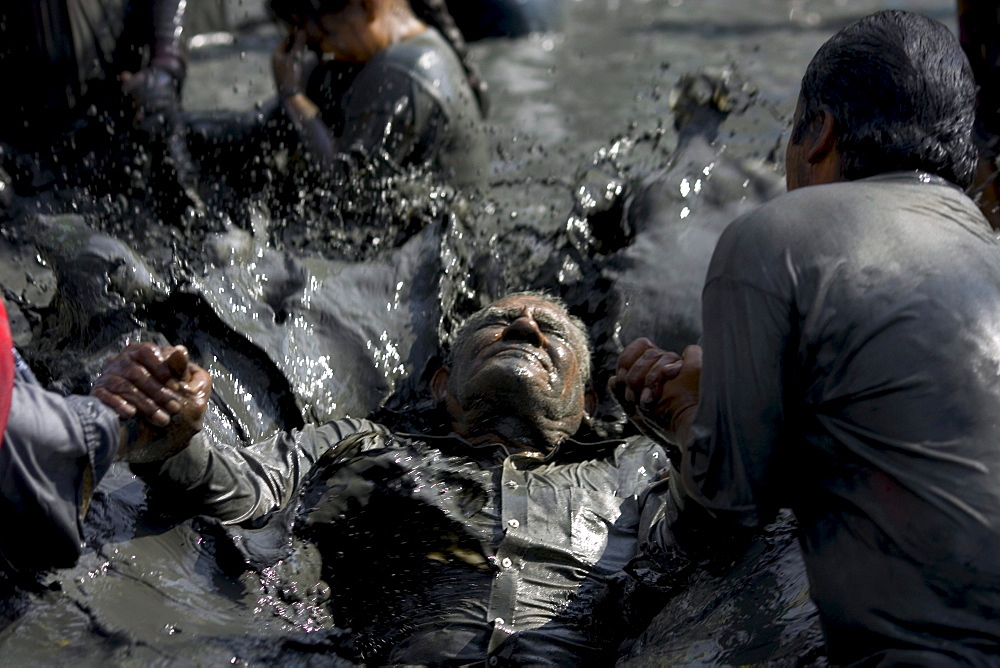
[{"xmin": 0, "ymin": 0, "xmax": 955, "ymax": 665}]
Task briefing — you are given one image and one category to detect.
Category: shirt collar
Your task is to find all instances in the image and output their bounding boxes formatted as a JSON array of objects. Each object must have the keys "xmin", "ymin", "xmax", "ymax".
[
  {"xmin": 400, "ymin": 429, "xmax": 627, "ymax": 463},
  {"xmin": 859, "ymin": 170, "xmax": 961, "ymax": 190}
]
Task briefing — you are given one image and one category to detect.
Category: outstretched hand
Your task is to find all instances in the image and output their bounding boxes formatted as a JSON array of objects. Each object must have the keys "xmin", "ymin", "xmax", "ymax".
[
  {"xmin": 610, "ymin": 338, "xmax": 702, "ymax": 445},
  {"xmin": 93, "ymin": 343, "xmax": 212, "ymax": 463}
]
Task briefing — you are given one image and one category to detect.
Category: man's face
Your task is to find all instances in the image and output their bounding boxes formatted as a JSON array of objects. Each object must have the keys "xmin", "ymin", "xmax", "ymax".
[{"xmin": 447, "ymin": 296, "xmax": 591, "ymax": 429}]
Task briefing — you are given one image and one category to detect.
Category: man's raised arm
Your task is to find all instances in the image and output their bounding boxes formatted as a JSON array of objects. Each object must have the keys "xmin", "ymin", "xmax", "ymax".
[{"xmin": 94, "ymin": 343, "xmax": 386, "ymax": 524}]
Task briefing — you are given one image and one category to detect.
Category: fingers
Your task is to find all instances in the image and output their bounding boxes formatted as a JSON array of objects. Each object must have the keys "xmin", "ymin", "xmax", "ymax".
[
  {"xmin": 616, "ymin": 337, "xmax": 657, "ymax": 371},
  {"xmin": 93, "ymin": 371, "xmax": 177, "ymax": 427},
  {"xmin": 94, "ymin": 343, "xmax": 196, "ymax": 427},
  {"xmin": 614, "ymin": 338, "xmax": 658, "ymax": 404},
  {"xmin": 638, "ymin": 354, "xmax": 684, "ymax": 405},
  {"xmin": 163, "ymin": 345, "xmax": 190, "ymax": 382},
  {"xmin": 91, "ymin": 385, "xmax": 138, "ymax": 419},
  {"xmin": 613, "ymin": 338, "xmax": 682, "ymax": 405},
  {"xmin": 682, "ymin": 344, "xmax": 703, "ymax": 366},
  {"xmin": 185, "ymin": 363, "xmax": 213, "ymax": 399},
  {"xmin": 121, "ymin": 342, "xmax": 180, "ymax": 386}
]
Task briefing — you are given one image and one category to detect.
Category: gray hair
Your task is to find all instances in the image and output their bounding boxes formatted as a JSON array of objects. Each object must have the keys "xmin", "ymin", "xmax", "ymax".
[{"xmin": 447, "ymin": 291, "xmax": 593, "ymax": 385}]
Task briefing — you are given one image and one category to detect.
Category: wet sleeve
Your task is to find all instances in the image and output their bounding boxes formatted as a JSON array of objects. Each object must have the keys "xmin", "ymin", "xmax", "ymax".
[
  {"xmin": 0, "ymin": 382, "xmax": 120, "ymax": 574},
  {"xmin": 338, "ymin": 65, "xmax": 444, "ymax": 168},
  {"xmin": 680, "ymin": 230, "xmax": 795, "ymax": 529},
  {"xmin": 119, "ymin": 0, "xmax": 186, "ymax": 74},
  {"xmin": 150, "ymin": 0, "xmax": 187, "ymax": 74},
  {"xmin": 137, "ymin": 418, "xmax": 389, "ymax": 524}
]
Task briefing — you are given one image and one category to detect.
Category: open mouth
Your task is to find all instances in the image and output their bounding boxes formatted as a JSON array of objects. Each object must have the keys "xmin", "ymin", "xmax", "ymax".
[{"xmin": 488, "ymin": 345, "xmax": 551, "ymax": 371}]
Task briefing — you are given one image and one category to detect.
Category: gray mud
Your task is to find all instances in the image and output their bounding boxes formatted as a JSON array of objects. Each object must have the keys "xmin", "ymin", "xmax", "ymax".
[{"xmin": 0, "ymin": 0, "xmax": 954, "ymax": 665}]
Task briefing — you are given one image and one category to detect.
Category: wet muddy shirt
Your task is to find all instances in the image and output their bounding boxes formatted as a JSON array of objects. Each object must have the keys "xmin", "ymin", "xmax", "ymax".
[
  {"xmin": 144, "ymin": 420, "xmax": 675, "ymax": 665},
  {"xmin": 302, "ymin": 27, "xmax": 488, "ymax": 187},
  {"xmin": 0, "ymin": 361, "xmax": 120, "ymax": 575},
  {"xmin": 684, "ymin": 171, "xmax": 1000, "ymax": 665}
]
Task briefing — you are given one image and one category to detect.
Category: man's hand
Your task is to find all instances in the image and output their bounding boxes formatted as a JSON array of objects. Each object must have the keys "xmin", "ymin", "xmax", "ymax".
[
  {"xmin": 92, "ymin": 343, "xmax": 212, "ymax": 464},
  {"xmin": 611, "ymin": 338, "xmax": 702, "ymax": 445},
  {"xmin": 120, "ymin": 65, "xmax": 181, "ymax": 136},
  {"xmin": 273, "ymin": 28, "xmax": 308, "ymax": 101}
]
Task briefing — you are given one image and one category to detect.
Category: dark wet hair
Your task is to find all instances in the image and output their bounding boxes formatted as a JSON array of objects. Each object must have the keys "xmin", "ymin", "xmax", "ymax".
[
  {"xmin": 793, "ymin": 10, "xmax": 977, "ymax": 188},
  {"xmin": 448, "ymin": 291, "xmax": 593, "ymax": 385},
  {"xmin": 268, "ymin": 0, "xmax": 350, "ymax": 24},
  {"xmin": 409, "ymin": 0, "xmax": 490, "ymax": 116}
]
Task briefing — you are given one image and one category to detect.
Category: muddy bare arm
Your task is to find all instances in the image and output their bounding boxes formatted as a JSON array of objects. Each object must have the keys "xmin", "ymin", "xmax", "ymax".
[{"xmin": 273, "ymin": 29, "xmax": 339, "ymax": 169}]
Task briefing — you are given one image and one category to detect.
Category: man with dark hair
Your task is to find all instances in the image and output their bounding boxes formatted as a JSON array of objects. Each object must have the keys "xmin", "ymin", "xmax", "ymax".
[
  {"xmin": 614, "ymin": 10, "xmax": 1000, "ymax": 664},
  {"xmin": 96, "ymin": 292, "xmax": 680, "ymax": 665},
  {"xmin": 956, "ymin": 0, "xmax": 1000, "ymax": 227}
]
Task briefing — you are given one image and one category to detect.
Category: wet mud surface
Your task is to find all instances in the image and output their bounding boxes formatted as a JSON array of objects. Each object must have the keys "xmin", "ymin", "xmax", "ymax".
[{"xmin": 0, "ymin": 0, "xmax": 954, "ymax": 664}]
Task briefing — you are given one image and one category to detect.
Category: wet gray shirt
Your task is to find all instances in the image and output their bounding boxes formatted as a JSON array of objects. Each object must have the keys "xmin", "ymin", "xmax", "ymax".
[
  {"xmin": 143, "ymin": 420, "xmax": 676, "ymax": 664},
  {"xmin": 683, "ymin": 172, "xmax": 1000, "ymax": 664},
  {"xmin": 0, "ymin": 379, "xmax": 120, "ymax": 575},
  {"xmin": 305, "ymin": 27, "xmax": 489, "ymax": 187}
]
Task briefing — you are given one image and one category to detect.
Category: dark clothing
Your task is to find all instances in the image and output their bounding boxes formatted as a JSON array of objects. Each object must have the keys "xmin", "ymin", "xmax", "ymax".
[
  {"xmin": 0, "ymin": 0, "xmax": 185, "ymax": 150},
  {"xmin": 0, "ymin": 361, "xmax": 121, "ymax": 575},
  {"xmin": 298, "ymin": 27, "xmax": 488, "ymax": 187},
  {"xmin": 684, "ymin": 171, "xmax": 1000, "ymax": 664},
  {"xmin": 141, "ymin": 418, "xmax": 677, "ymax": 664}
]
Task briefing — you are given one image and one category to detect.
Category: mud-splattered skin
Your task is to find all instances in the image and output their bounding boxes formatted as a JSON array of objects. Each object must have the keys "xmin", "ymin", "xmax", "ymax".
[{"xmin": 438, "ymin": 294, "xmax": 593, "ymax": 451}]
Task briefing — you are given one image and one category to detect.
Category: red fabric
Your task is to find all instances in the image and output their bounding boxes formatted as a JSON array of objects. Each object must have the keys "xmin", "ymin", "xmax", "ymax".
[{"xmin": 0, "ymin": 298, "xmax": 14, "ymax": 447}]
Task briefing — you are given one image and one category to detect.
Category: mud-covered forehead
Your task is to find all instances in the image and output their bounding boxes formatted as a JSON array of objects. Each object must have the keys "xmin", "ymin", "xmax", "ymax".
[{"xmin": 449, "ymin": 293, "xmax": 593, "ymax": 383}]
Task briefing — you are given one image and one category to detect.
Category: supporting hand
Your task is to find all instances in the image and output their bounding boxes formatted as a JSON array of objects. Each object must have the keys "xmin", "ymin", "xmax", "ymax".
[
  {"xmin": 92, "ymin": 343, "xmax": 212, "ymax": 463},
  {"xmin": 611, "ymin": 338, "xmax": 702, "ymax": 445}
]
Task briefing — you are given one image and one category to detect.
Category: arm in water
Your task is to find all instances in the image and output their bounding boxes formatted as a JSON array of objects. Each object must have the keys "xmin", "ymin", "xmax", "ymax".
[
  {"xmin": 94, "ymin": 343, "xmax": 386, "ymax": 523},
  {"xmin": 273, "ymin": 28, "xmax": 340, "ymax": 171},
  {"xmin": 0, "ymin": 343, "xmax": 207, "ymax": 576}
]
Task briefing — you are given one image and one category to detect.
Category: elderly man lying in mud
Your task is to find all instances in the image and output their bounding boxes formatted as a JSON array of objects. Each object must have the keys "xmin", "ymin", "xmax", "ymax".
[{"xmin": 94, "ymin": 292, "xmax": 697, "ymax": 665}]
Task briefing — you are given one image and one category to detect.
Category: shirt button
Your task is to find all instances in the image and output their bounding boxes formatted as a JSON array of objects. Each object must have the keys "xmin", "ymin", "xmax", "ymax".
[
  {"xmin": 488, "ymin": 657, "xmax": 499, "ymax": 666},
  {"xmin": 494, "ymin": 617, "xmax": 505, "ymax": 626},
  {"xmin": 501, "ymin": 557, "xmax": 512, "ymax": 569},
  {"xmin": 505, "ymin": 481, "xmax": 518, "ymax": 489},
  {"xmin": 507, "ymin": 519, "xmax": 519, "ymax": 529}
]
